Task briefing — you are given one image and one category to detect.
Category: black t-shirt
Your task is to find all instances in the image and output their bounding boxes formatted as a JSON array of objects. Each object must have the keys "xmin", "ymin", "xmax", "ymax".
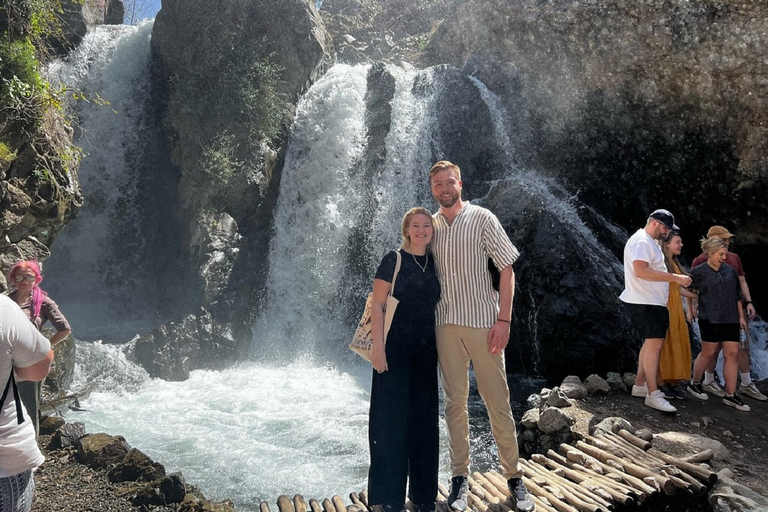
[
  {"xmin": 690, "ymin": 262, "xmax": 742, "ymax": 324},
  {"xmin": 375, "ymin": 249, "xmax": 441, "ymax": 339}
]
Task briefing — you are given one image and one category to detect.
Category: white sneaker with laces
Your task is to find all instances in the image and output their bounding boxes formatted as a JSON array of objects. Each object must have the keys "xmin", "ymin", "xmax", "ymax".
[
  {"xmin": 645, "ymin": 389, "xmax": 677, "ymax": 412},
  {"xmin": 739, "ymin": 383, "xmax": 768, "ymax": 401},
  {"xmin": 702, "ymin": 381, "xmax": 726, "ymax": 397},
  {"xmin": 631, "ymin": 383, "xmax": 648, "ymax": 397}
]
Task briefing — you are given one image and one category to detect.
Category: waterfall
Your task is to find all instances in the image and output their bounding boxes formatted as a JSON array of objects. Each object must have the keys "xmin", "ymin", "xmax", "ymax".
[
  {"xmin": 45, "ymin": 21, "xmax": 178, "ymax": 339},
  {"xmin": 253, "ymin": 64, "xmax": 439, "ymax": 360}
]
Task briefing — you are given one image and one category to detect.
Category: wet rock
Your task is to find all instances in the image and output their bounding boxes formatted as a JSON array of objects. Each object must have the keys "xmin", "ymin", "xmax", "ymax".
[
  {"xmin": 133, "ymin": 472, "xmax": 187, "ymax": 506},
  {"xmin": 108, "ymin": 448, "xmax": 166, "ymax": 483},
  {"xmin": 39, "ymin": 416, "xmax": 66, "ymax": 436},
  {"xmin": 76, "ymin": 433, "xmax": 131, "ymax": 468},
  {"xmin": 50, "ymin": 421, "xmax": 86, "ymax": 450}
]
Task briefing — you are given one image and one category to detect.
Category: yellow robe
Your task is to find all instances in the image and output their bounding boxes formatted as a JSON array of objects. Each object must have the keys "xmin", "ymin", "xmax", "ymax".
[{"xmin": 658, "ymin": 260, "xmax": 692, "ymax": 382}]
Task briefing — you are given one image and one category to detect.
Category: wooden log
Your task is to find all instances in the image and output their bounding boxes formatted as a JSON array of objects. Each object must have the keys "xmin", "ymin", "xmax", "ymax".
[
  {"xmin": 333, "ymin": 495, "xmax": 347, "ymax": 512},
  {"xmin": 575, "ymin": 441, "xmax": 677, "ymax": 495},
  {"xmin": 278, "ymin": 495, "xmax": 295, "ymax": 512},
  {"xmin": 322, "ymin": 498, "xmax": 335, "ymax": 512},
  {"xmin": 309, "ymin": 499, "xmax": 323, "ymax": 512},
  {"xmin": 520, "ymin": 459, "xmax": 606, "ymax": 512},
  {"xmin": 294, "ymin": 495, "xmax": 309, "ymax": 512},
  {"xmin": 560, "ymin": 444, "xmax": 653, "ymax": 500},
  {"xmin": 359, "ymin": 491, "xmax": 369, "ymax": 509},
  {"xmin": 471, "ymin": 472, "xmax": 504, "ymax": 503},
  {"xmin": 672, "ymin": 467, "xmax": 709, "ymax": 496},
  {"xmin": 681, "ymin": 450, "xmax": 714, "ymax": 463},
  {"xmin": 348, "ymin": 493, "xmax": 365, "ymax": 510},
  {"xmin": 261, "ymin": 503, "xmax": 272, "ymax": 512},
  {"xmin": 531, "ymin": 460, "xmax": 614, "ymax": 510},
  {"xmin": 535, "ymin": 453, "xmax": 634, "ymax": 507},
  {"xmin": 647, "ymin": 449, "xmax": 718, "ymax": 484},
  {"xmin": 602, "ymin": 434, "xmax": 698, "ymax": 493},
  {"xmin": 617, "ymin": 429, "xmax": 652, "ymax": 451}
]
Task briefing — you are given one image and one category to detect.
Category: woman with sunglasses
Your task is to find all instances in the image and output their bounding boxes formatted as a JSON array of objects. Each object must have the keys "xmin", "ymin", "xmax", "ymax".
[
  {"xmin": 7, "ymin": 260, "xmax": 71, "ymax": 435},
  {"xmin": 687, "ymin": 238, "xmax": 748, "ymax": 411}
]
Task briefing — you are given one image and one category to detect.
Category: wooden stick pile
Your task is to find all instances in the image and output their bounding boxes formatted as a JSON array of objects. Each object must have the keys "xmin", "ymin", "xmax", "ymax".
[{"xmin": 258, "ymin": 429, "xmax": 717, "ymax": 512}]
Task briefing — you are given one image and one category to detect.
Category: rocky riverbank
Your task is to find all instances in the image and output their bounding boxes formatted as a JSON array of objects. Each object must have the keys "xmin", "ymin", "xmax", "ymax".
[{"xmin": 30, "ymin": 372, "xmax": 768, "ymax": 511}]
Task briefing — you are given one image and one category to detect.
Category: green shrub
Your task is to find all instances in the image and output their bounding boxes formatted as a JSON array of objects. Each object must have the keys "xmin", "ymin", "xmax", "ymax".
[
  {"xmin": 0, "ymin": 140, "xmax": 17, "ymax": 163},
  {"xmin": 0, "ymin": 39, "xmax": 44, "ymax": 98}
]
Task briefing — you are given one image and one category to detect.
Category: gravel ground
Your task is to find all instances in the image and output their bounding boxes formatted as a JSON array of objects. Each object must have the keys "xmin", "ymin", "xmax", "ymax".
[{"xmin": 31, "ymin": 433, "xmax": 178, "ymax": 512}]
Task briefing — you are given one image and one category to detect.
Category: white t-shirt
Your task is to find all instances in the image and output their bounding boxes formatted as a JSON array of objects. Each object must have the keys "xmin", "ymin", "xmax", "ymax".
[
  {"xmin": 619, "ymin": 228, "xmax": 669, "ymax": 306},
  {"xmin": 0, "ymin": 294, "xmax": 51, "ymax": 478}
]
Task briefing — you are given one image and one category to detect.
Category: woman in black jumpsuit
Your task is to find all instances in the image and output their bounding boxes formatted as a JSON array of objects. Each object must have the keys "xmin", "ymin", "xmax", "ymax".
[{"xmin": 368, "ymin": 207, "xmax": 441, "ymax": 512}]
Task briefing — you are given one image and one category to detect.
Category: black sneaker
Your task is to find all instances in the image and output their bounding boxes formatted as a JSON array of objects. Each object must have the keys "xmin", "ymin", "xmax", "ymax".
[
  {"xmin": 670, "ymin": 384, "xmax": 689, "ymax": 400},
  {"xmin": 447, "ymin": 476, "xmax": 468, "ymax": 511},
  {"xmin": 659, "ymin": 384, "xmax": 677, "ymax": 400},
  {"xmin": 686, "ymin": 381, "xmax": 709, "ymax": 401},
  {"xmin": 507, "ymin": 478, "xmax": 535, "ymax": 512},
  {"xmin": 723, "ymin": 394, "xmax": 751, "ymax": 412}
]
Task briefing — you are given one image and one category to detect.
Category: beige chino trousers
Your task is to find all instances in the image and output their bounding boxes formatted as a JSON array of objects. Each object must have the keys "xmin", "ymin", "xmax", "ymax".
[{"xmin": 436, "ymin": 324, "xmax": 522, "ymax": 480}]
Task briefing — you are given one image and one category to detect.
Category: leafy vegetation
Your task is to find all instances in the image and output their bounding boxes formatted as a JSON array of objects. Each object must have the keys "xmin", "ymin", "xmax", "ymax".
[{"xmin": 0, "ymin": 0, "xmax": 82, "ymax": 183}]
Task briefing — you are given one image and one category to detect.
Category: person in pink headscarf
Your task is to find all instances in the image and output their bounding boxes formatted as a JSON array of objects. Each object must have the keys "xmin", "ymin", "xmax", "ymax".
[{"xmin": 7, "ymin": 261, "xmax": 71, "ymax": 436}]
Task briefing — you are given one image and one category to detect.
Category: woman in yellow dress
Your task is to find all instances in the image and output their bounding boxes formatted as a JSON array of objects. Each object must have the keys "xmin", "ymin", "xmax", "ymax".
[{"xmin": 658, "ymin": 232, "xmax": 696, "ymax": 399}]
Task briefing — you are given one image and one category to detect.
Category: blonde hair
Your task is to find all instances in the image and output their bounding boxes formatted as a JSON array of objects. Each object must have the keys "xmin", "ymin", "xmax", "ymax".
[
  {"xmin": 428, "ymin": 160, "xmax": 461, "ymax": 182},
  {"xmin": 400, "ymin": 207, "xmax": 433, "ymax": 250},
  {"xmin": 700, "ymin": 236, "xmax": 727, "ymax": 255}
]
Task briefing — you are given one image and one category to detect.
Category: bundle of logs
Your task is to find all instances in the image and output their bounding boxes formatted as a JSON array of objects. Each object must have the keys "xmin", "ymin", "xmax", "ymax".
[{"xmin": 259, "ymin": 429, "xmax": 717, "ymax": 512}]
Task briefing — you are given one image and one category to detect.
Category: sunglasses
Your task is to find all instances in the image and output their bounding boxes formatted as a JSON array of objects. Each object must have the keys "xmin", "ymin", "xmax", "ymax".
[{"xmin": 13, "ymin": 274, "xmax": 36, "ymax": 283}]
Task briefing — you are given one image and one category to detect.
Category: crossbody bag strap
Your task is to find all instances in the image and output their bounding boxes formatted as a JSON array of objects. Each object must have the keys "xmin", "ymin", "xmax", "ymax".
[
  {"xmin": 0, "ymin": 372, "xmax": 25, "ymax": 425},
  {"xmin": 388, "ymin": 251, "xmax": 402, "ymax": 298}
]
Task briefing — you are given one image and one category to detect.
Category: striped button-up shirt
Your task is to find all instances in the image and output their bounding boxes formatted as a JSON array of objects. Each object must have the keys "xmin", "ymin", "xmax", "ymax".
[{"xmin": 432, "ymin": 203, "xmax": 520, "ymax": 328}]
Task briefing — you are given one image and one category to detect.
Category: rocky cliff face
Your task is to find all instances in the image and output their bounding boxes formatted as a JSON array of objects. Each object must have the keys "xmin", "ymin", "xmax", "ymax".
[
  {"xmin": 423, "ymin": 0, "xmax": 768, "ymax": 288},
  {"xmin": 142, "ymin": 0, "xmax": 332, "ymax": 378}
]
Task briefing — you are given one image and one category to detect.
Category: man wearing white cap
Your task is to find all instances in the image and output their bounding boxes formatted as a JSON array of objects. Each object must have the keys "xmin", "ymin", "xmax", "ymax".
[
  {"xmin": 690, "ymin": 225, "xmax": 766, "ymax": 401},
  {"xmin": 620, "ymin": 209, "xmax": 692, "ymax": 412}
]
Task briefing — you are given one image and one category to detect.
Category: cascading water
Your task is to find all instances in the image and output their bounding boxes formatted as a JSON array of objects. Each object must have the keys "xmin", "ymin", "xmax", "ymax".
[{"xmin": 45, "ymin": 21, "xmax": 180, "ymax": 339}]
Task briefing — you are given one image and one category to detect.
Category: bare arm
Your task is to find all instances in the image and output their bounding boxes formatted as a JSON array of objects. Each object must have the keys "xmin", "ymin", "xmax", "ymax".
[
  {"xmin": 488, "ymin": 265, "xmax": 514, "ymax": 355},
  {"xmin": 49, "ymin": 329, "xmax": 71, "ymax": 345},
  {"xmin": 739, "ymin": 275, "xmax": 756, "ymax": 320},
  {"xmin": 370, "ymin": 278, "xmax": 390, "ymax": 373},
  {"xmin": 15, "ymin": 349, "xmax": 54, "ymax": 382},
  {"xmin": 633, "ymin": 260, "xmax": 692, "ymax": 286}
]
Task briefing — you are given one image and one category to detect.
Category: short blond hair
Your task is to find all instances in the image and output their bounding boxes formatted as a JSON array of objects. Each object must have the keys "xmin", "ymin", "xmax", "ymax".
[
  {"xmin": 400, "ymin": 207, "xmax": 433, "ymax": 250},
  {"xmin": 700, "ymin": 236, "xmax": 727, "ymax": 255},
  {"xmin": 428, "ymin": 160, "xmax": 461, "ymax": 182}
]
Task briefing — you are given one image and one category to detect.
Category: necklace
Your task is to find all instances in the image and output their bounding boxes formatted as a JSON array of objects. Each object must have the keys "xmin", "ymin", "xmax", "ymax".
[{"xmin": 412, "ymin": 252, "xmax": 428, "ymax": 272}]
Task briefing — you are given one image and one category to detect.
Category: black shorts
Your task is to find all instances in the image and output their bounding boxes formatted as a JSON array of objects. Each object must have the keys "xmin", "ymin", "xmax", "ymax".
[
  {"xmin": 698, "ymin": 320, "xmax": 740, "ymax": 343},
  {"xmin": 624, "ymin": 303, "xmax": 669, "ymax": 340}
]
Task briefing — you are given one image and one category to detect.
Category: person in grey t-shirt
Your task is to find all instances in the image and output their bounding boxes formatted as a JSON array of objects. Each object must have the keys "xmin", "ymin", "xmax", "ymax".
[{"xmin": 688, "ymin": 237, "xmax": 749, "ymax": 411}]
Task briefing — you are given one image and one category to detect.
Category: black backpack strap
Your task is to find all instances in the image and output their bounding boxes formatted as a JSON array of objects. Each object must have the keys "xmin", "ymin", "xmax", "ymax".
[{"xmin": 0, "ymin": 372, "xmax": 25, "ymax": 425}]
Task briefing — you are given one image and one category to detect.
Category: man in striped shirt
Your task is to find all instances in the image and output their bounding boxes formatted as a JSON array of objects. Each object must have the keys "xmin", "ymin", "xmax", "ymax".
[{"xmin": 428, "ymin": 161, "xmax": 534, "ymax": 512}]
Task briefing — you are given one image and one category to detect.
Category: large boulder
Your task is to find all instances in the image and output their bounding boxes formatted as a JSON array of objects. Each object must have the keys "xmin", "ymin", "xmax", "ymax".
[{"xmin": 149, "ymin": 0, "xmax": 334, "ymax": 356}]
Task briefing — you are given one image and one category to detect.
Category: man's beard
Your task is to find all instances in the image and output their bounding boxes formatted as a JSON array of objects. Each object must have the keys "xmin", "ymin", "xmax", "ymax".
[{"xmin": 437, "ymin": 192, "xmax": 460, "ymax": 208}]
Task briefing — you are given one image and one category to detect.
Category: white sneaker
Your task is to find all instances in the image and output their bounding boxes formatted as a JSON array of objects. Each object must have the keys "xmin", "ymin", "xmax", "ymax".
[
  {"xmin": 631, "ymin": 383, "xmax": 648, "ymax": 397},
  {"xmin": 645, "ymin": 390, "xmax": 677, "ymax": 412},
  {"xmin": 739, "ymin": 383, "xmax": 768, "ymax": 401},
  {"xmin": 702, "ymin": 381, "xmax": 726, "ymax": 397}
]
